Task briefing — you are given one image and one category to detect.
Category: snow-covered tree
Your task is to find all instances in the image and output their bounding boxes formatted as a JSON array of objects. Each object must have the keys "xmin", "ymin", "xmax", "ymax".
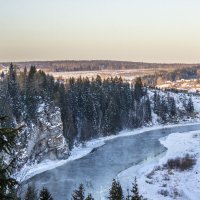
[
  {"xmin": 108, "ymin": 179, "xmax": 124, "ymax": 200},
  {"xmin": 39, "ymin": 187, "xmax": 53, "ymax": 200},
  {"xmin": 131, "ymin": 177, "xmax": 144, "ymax": 200},
  {"xmin": 71, "ymin": 184, "xmax": 85, "ymax": 200}
]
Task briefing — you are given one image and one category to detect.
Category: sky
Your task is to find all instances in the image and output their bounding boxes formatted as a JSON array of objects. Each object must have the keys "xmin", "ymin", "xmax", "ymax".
[{"xmin": 0, "ymin": 0, "xmax": 200, "ymax": 63}]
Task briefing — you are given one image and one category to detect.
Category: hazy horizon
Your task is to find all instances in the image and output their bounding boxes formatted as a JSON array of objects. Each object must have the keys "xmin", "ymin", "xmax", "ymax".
[{"xmin": 1, "ymin": 0, "xmax": 200, "ymax": 63}]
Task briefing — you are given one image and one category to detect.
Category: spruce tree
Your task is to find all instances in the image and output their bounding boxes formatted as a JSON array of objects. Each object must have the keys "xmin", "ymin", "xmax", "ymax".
[
  {"xmin": 85, "ymin": 193, "xmax": 94, "ymax": 200},
  {"xmin": 21, "ymin": 66, "xmax": 28, "ymax": 102},
  {"xmin": 7, "ymin": 63, "xmax": 22, "ymax": 121},
  {"xmin": 24, "ymin": 185, "xmax": 38, "ymax": 200},
  {"xmin": 103, "ymin": 98, "xmax": 120, "ymax": 135},
  {"xmin": 71, "ymin": 184, "xmax": 85, "ymax": 200},
  {"xmin": 187, "ymin": 97, "xmax": 194, "ymax": 114},
  {"xmin": 0, "ymin": 117, "xmax": 21, "ymax": 200},
  {"xmin": 131, "ymin": 177, "xmax": 143, "ymax": 200},
  {"xmin": 153, "ymin": 91, "xmax": 160, "ymax": 115},
  {"xmin": 144, "ymin": 96, "xmax": 152, "ymax": 123},
  {"xmin": 126, "ymin": 189, "xmax": 131, "ymax": 200},
  {"xmin": 39, "ymin": 187, "xmax": 53, "ymax": 200},
  {"xmin": 108, "ymin": 179, "xmax": 124, "ymax": 200},
  {"xmin": 134, "ymin": 77, "xmax": 143, "ymax": 102},
  {"xmin": 160, "ymin": 98, "xmax": 168, "ymax": 122},
  {"xmin": 26, "ymin": 65, "xmax": 38, "ymax": 121},
  {"xmin": 168, "ymin": 97, "xmax": 176, "ymax": 117}
]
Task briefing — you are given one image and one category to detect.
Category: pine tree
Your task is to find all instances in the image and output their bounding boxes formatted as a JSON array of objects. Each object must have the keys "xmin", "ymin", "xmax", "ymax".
[
  {"xmin": 108, "ymin": 179, "xmax": 124, "ymax": 200},
  {"xmin": 71, "ymin": 184, "xmax": 85, "ymax": 200},
  {"xmin": 159, "ymin": 98, "xmax": 168, "ymax": 122},
  {"xmin": 39, "ymin": 187, "xmax": 53, "ymax": 200},
  {"xmin": 134, "ymin": 77, "xmax": 143, "ymax": 102},
  {"xmin": 20, "ymin": 66, "xmax": 28, "ymax": 102},
  {"xmin": 85, "ymin": 193, "xmax": 94, "ymax": 200},
  {"xmin": 144, "ymin": 96, "xmax": 152, "ymax": 123},
  {"xmin": 168, "ymin": 97, "xmax": 176, "ymax": 117},
  {"xmin": 103, "ymin": 98, "xmax": 120, "ymax": 135},
  {"xmin": 126, "ymin": 189, "xmax": 131, "ymax": 200},
  {"xmin": 153, "ymin": 91, "xmax": 160, "ymax": 115},
  {"xmin": 7, "ymin": 63, "xmax": 22, "ymax": 121},
  {"xmin": 0, "ymin": 117, "xmax": 21, "ymax": 200},
  {"xmin": 26, "ymin": 65, "xmax": 38, "ymax": 121},
  {"xmin": 24, "ymin": 185, "xmax": 38, "ymax": 200},
  {"xmin": 131, "ymin": 177, "xmax": 143, "ymax": 200},
  {"xmin": 187, "ymin": 97, "xmax": 194, "ymax": 114}
]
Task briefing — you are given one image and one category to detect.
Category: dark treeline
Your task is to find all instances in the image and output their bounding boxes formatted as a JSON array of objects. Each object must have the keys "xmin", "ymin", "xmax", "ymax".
[
  {"xmin": 1, "ymin": 60, "xmax": 196, "ymax": 73},
  {"xmin": 0, "ymin": 64, "xmax": 195, "ymax": 148},
  {"xmin": 1, "ymin": 64, "xmax": 152, "ymax": 147},
  {"xmin": 49, "ymin": 61, "xmax": 195, "ymax": 72},
  {"xmin": 60, "ymin": 75, "xmax": 152, "ymax": 147},
  {"xmin": 0, "ymin": 64, "xmax": 56, "ymax": 126},
  {"xmin": 23, "ymin": 178, "xmax": 145, "ymax": 200}
]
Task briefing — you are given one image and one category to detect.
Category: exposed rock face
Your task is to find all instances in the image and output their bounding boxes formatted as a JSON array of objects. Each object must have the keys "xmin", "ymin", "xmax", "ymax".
[{"xmin": 16, "ymin": 102, "xmax": 69, "ymax": 168}]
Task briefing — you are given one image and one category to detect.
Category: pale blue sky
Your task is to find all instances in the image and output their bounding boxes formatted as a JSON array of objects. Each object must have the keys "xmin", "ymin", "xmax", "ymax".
[{"xmin": 1, "ymin": 0, "xmax": 200, "ymax": 63}]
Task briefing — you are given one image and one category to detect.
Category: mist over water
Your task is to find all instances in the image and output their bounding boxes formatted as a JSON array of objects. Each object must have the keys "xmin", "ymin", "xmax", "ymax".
[{"xmin": 24, "ymin": 124, "xmax": 200, "ymax": 200}]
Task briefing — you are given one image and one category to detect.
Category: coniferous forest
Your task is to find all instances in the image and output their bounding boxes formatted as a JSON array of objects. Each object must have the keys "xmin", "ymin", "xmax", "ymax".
[
  {"xmin": 0, "ymin": 64, "xmax": 194, "ymax": 148},
  {"xmin": 0, "ymin": 64, "xmax": 196, "ymax": 200}
]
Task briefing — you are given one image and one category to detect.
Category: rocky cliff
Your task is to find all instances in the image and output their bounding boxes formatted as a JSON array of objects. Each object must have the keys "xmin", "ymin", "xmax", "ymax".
[{"xmin": 15, "ymin": 101, "xmax": 69, "ymax": 169}]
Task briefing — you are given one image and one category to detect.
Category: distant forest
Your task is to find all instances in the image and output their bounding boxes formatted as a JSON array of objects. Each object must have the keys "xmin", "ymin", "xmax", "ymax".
[{"xmin": 0, "ymin": 60, "xmax": 198, "ymax": 72}]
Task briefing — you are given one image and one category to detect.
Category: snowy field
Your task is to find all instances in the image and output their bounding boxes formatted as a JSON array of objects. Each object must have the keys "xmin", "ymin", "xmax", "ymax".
[
  {"xmin": 47, "ymin": 69, "xmax": 154, "ymax": 82},
  {"xmin": 118, "ymin": 130, "xmax": 200, "ymax": 200}
]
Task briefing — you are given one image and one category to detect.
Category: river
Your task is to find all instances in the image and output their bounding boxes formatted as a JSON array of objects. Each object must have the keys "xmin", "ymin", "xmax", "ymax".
[{"xmin": 24, "ymin": 123, "xmax": 200, "ymax": 200}]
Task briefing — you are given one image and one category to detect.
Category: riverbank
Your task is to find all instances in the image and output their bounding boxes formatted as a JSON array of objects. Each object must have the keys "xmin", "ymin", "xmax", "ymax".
[
  {"xmin": 14, "ymin": 120, "xmax": 200, "ymax": 183},
  {"xmin": 118, "ymin": 129, "xmax": 200, "ymax": 200},
  {"xmin": 14, "ymin": 89, "xmax": 200, "ymax": 183}
]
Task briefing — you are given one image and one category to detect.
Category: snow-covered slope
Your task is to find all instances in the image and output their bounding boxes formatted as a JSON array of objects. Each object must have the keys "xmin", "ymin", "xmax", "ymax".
[
  {"xmin": 118, "ymin": 130, "xmax": 200, "ymax": 200},
  {"xmin": 141, "ymin": 130, "xmax": 200, "ymax": 200},
  {"xmin": 148, "ymin": 89, "xmax": 200, "ymax": 124}
]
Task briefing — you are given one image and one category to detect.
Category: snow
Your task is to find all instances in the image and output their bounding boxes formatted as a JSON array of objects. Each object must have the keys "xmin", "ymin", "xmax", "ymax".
[
  {"xmin": 15, "ymin": 121, "xmax": 200, "ymax": 183},
  {"xmin": 118, "ymin": 130, "xmax": 200, "ymax": 200},
  {"xmin": 37, "ymin": 103, "xmax": 45, "ymax": 113},
  {"xmin": 14, "ymin": 90, "xmax": 200, "ymax": 200}
]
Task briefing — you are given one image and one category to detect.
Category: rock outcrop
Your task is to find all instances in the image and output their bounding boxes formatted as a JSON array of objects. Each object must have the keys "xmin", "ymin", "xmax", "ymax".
[{"xmin": 16, "ymin": 102, "xmax": 69, "ymax": 169}]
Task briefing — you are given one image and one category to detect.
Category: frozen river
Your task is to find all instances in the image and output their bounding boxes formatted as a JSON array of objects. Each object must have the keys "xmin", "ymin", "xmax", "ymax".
[{"xmin": 25, "ymin": 124, "xmax": 200, "ymax": 199}]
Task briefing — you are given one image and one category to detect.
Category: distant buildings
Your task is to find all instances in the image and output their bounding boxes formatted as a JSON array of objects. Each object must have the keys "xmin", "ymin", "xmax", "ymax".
[{"xmin": 157, "ymin": 79, "xmax": 200, "ymax": 93}]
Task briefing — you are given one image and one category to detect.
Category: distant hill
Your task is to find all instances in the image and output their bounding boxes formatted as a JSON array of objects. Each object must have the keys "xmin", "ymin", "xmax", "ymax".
[{"xmin": 0, "ymin": 60, "xmax": 198, "ymax": 72}]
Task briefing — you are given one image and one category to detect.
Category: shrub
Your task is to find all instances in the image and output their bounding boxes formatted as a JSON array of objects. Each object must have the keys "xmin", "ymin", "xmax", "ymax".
[
  {"xmin": 163, "ymin": 154, "xmax": 196, "ymax": 171},
  {"xmin": 158, "ymin": 189, "xmax": 169, "ymax": 197}
]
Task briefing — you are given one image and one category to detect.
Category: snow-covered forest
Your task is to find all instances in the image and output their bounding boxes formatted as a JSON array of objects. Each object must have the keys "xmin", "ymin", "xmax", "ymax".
[
  {"xmin": 1, "ymin": 64, "xmax": 200, "ymax": 200},
  {"xmin": 0, "ymin": 64, "xmax": 197, "ymax": 163}
]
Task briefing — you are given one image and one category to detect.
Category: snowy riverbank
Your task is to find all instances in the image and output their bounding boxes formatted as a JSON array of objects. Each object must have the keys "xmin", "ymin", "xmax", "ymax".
[
  {"xmin": 118, "ymin": 129, "xmax": 200, "ymax": 200},
  {"xmin": 15, "ymin": 121, "xmax": 200, "ymax": 183}
]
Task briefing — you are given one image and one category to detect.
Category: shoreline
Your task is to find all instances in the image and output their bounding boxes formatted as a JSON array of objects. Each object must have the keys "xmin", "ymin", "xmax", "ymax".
[{"xmin": 14, "ymin": 120, "xmax": 200, "ymax": 183}]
